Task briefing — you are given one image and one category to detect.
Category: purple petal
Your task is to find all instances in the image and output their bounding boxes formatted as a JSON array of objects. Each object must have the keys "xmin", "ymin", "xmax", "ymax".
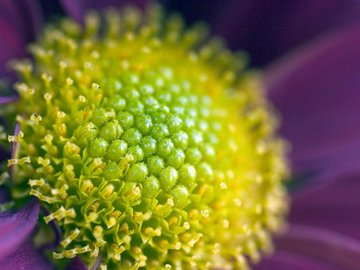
[
  {"xmin": 256, "ymin": 251, "xmax": 331, "ymax": 270},
  {"xmin": 0, "ymin": 187, "xmax": 10, "ymax": 204},
  {"xmin": 282, "ymin": 225, "xmax": 360, "ymax": 269},
  {"xmin": 59, "ymin": 0, "xmax": 148, "ymax": 23},
  {"xmin": 0, "ymin": 95, "xmax": 18, "ymax": 104},
  {"xmin": 39, "ymin": 207, "xmax": 61, "ymax": 250},
  {"xmin": 266, "ymin": 23, "xmax": 360, "ymax": 181},
  {"xmin": 164, "ymin": 0, "xmax": 360, "ymax": 66},
  {"xmin": 257, "ymin": 225, "xmax": 360, "ymax": 270},
  {"xmin": 290, "ymin": 169, "xmax": 360, "ymax": 241},
  {"xmin": 0, "ymin": 0, "xmax": 43, "ymax": 79},
  {"xmin": 0, "ymin": 240, "xmax": 54, "ymax": 270},
  {"xmin": 67, "ymin": 256, "xmax": 102, "ymax": 270},
  {"xmin": 66, "ymin": 256, "xmax": 88, "ymax": 270},
  {"xmin": 0, "ymin": 199, "xmax": 39, "ymax": 257}
]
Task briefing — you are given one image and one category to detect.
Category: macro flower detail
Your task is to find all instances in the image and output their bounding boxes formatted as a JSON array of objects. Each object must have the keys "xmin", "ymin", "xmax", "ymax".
[{"xmin": 1, "ymin": 5, "xmax": 288, "ymax": 270}]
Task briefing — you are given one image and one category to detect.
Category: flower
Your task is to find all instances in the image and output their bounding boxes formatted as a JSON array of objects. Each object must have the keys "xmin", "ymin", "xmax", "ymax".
[{"xmin": 0, "ymin": 0, "xmax": 359, "ymax": 269}]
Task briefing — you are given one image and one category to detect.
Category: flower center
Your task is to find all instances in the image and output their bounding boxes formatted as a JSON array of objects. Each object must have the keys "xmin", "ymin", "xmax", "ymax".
[{"xmin": 4, "ymin": 5, "xmax": 288, "ymax": 269}]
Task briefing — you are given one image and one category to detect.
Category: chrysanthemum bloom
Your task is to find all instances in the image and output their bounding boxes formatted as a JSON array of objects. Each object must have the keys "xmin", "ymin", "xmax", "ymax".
[{"xmin": 2, "ymin": 2, "xmax": 358, "ymax": 269}]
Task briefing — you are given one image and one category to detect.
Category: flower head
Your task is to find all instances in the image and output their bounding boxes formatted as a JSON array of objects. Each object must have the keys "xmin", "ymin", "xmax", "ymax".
[
  {"xmin": 1, "ymin": 1, "xmax": 360, "ymax": 270},
  {"xmin": 2, "ymin": 4, "xmax": 287, "ymax": 269}
]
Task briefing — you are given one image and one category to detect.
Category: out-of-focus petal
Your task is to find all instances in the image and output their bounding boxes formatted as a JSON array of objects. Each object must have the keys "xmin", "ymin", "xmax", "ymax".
[
  {"xmin": 290, "ymin": 169, "xmax": 360, "ymax": 241},
  {"xmin": 256, "ymin": 251, "xmax": 331, "ymax": 270},
  {"xmin": 0, "ymin": 199, "xmax": 39, "ymax": 257},
  {"xmin": 162, "ymin": 0, "xmax": 360, "ymax": 66},
  {"xmin": 257, "ymin": 225, "xmax": 360, "ymax": 270},
  {"xmin": 0, "ymin": 187, "xmax": 10, "ymax": 204},
  {"xmin": 0, "ymin": 96, "xmax": 18, "ymax": 104},
  {"xmin": 0, "ymin": 0, "xmax": 43, "ymax": 79},
  {"xmin": 39, "ymin": 207, "xmax": 62, "ymax": 250},
  {"xmin": 59, "ymin": 0, "xmax": 148, "ymax": 23},
  {"xmin": 66, "ymin": 256, "xmax": 88, "ymax": 270},
  {"xmin": 0, "ymin": 240, "xmax": 53, "ymax": 270},
  {"xmin": 266, "ymin": 23, "xmax": 360, "ymax": 181},
  {"xmin": 67, "ymin": 256, "xmax": 102, "ymax": 270}
]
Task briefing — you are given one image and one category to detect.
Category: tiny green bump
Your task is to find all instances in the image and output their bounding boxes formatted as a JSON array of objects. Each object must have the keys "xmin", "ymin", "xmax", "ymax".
[
  {"xmin": 189, "ymin": 95, "xmax": 198, "ymax": 104},
  {"xmin": 117, "ymin": 111, "xmax": 134, "ymax": 129},
  {"xmin": 143, "ymin": 176, "xmax": 160, "ymax": 198},
  {"xmin": 151, "ymin": 111, "xmax": 167, "ymax": 123},
  {"xmin": 127, "ymin": 145, "xmax": 144, "ymax": 162},
  {"xmin": 92, "ymin": 108, "xmax": 108, "ymax": 127},
  {"xmin": 167, "ymin": 115, "xmax": 183, "ymax": 132},
  {"xmin": 188, "ymin": 108, "xmax": 198, "ymax": 118},
  {"xmin": 103, "ymin": 162, "xmax": 122, "ymax": 179},
  {"xmin": 107, "ymin": 95, "xmax": 126, "ymax": 111},
  {"xmin": 196, "ymin": 162, "xmax": 213, "ymax": 181},
  {"xmin": 143, "ymin": 96, "xmax": 160, "ymax": 114},
  {"xmin": 151, "ymin": 123, "xmax": 169, "ymax": 140},
  {"xmin": 189, "ymin": 130, "xmax": 203, "ymax": 146},
  {"xmin": 141, "ymin": 136, "xmax": 157, "ymax": 157},
  {"xmin": 169, "ymin": 185, "xmax": 189, "ymax": 208},
  {"xmin": 157, "ymin": 138, "xmax": 174, "ymax": 158},
  {"xmin": 127, "ymin": 100, "xmax": 144, "ymax": 115},
  {"xmin": 124, "ymin": 163, "xmax": 148, "ymax": 182},
  {"xmin": 172, "ymin": 106, "xmax": 185, "ymax": 116},
  {"xmin": 159, "ymin": 166, "xmax": 178, "ymax": 191},
  {"xmin": 135, "ymin": 114, "xmax": 153, "ymax": 134},
  {"xmin": 100, "ymin": 120, "xmax": 122, "ymax": 141},
  {"xmin": 106, "ymin": 140, "xmax": 128, "ymax": 161},
  {"xmin": 123, "ymin": 86, "xmax": 140, "ymax": 100},
  {"xmin": 176, "ymin": 95, "xmax": 189, "ymax": 106},
  {"xmin": 166, "ymin": 148, "xmax": 185, "ymax": 168},
  {"xmin": 206, "ymin": 132, "xmax": 219, "ymax": 145},
  {"xmin": 146, "ymin": 156, "xmax": 165, "ymax": 176},
  {"xmin": 185, "ymin": 147, "xmax": 202, "ymax": 165},
  {"xmin": 139, "ymin": 84, "xmax": 154, "ymax": 96},
  {"xmin": 168, "ymin": 83, "xmax": 181, "ymax": 94},
  {"xmin": 211, "ymin": 122, "xmax": 222, "ymax": 132},
  {"xmin": 89, "ymin": 138, "xmax": 109, "ymax": 158},
  {"xmin": 108, "ymin": 79, "xmax": 123, "ymax": 91},
  {"xmin": 121, "ymin": 128, "xmax": 142, "ymax": 146},
  {"xmin": 199, "ymin": 107, "xmax": 210, "ymax": 118},
  {"xmin": 201, "ymin": 144, "xmax": 215, "ymax": 162},
  {"xmin": 178, "ymin": 164, "xmax": 197, "ymax": 188},
  {"xmin": 157, "ymin": 92, "xmax": 172, "ymax": 104},
  {"xmin": 171, "ymin": 131, "xmax": 189, "ymax": 149},
  {"xmin": 184, "ymin": 117, "xmax": 196, "ymax": 130}
]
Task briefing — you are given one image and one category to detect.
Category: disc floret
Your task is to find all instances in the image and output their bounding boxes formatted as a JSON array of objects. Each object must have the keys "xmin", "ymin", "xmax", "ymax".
[{"xmin": 4, "ymin": 5, "xmax": 288, "ymax": 269}]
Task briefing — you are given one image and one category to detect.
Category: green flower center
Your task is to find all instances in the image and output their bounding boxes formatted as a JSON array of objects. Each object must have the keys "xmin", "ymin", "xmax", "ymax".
[{"xmin": 3, "ymin": 5, "xmax": 288, "ymax": 270}]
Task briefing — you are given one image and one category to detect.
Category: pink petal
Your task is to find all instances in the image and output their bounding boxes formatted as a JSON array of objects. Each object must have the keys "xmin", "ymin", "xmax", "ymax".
[
  {"xmin": 0, "ymin": 240, "xmax": 54, "ymax": 270},
  {"xmin": 0, "ymin": 199, "xmax": 39, "ymax": 257},
  {"xmin": 266, "ymin": 22, "xmax": 360, "ymax": 180},
  {"xmin": 59, "ymin": 0, "xmax": 148, "ymax": 23}
]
